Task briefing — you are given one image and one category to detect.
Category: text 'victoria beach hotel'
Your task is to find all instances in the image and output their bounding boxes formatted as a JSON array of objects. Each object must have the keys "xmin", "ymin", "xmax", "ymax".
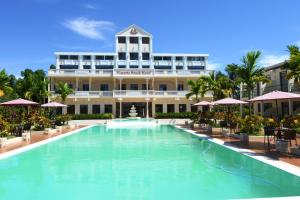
[{"xmin": 48, "ymin": 25, "xmax": 211, "ymax": 118}]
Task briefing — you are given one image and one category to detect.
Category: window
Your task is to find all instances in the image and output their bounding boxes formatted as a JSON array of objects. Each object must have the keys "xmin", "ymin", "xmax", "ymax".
[
  {"xmin": 60, "ymin": 65, "xmax": 78, "ymax": 69},
  {"xmin": 188, "ymin": 66, "xmax": 205, "ymax": 70},
  {"xmin": 187, "ymin": 57, "xmax": 204, "ymax": 61},
  {"xmin": 142, "ymin": 53, "xmax": 150, "ymax": 60},
  {"xmin": 95, "ymin": 56, "xmax": 104, "ymax": 60},
  {"xmin": 118, "ymin": 37, "xmax": 126, "ymax": 43},
  {"xmin": 104, "ymin": 104, "xmax": 112, "ymax": 113},
  {"xmin": 80, "ymin": 105, "xmax": 88, "ymax": 114},
  {"xmin": 67, "ymin": 84, "xmax": 73, "ymax": 89},
  {"xmin": 105, "ymin": 56, "xmax": 114, "ymax": 60},
  {"xmin": 69, "ymin": 55, "xmax": 79, "ymax": 60},
  {"xmin": 130, "ymin": 53, "xmax": 139, "ymax": 60},
  {"xmin": 130, "ymin": 65, "xmax": 139, "ymax": 68},
  {"xmin": 130, "ymin": 84, "xmax": 138, "ymax": 90},
  {"xmin": 154, "ymin": 66, "xmax": 172, "ymax": 69},
  {"xmin": 67, "ymin": 105, "xmax": 75, "ymax": 114},
  {"xmin": 176, "ymin": 66, "xmax": 183, "ymax": 70},
  {"xmin": 142, "ymin": 84, "xmax": 147, "ymax": 90},
  {"xmin": 293, "ymin": 101, "xmax": 300, "ymax": 112},
  {"xmin": 167, "ymin": 104, "xmax": 175, "ymax": 113},
  {"xmin": 118, "ymin": 52, "xmax": 126, "ymax": 60},
  {"xmin": 118, "ymin": 65, "xmax": 126, "ymax": 68},
  {"xmin": 191, "ymin": 105, "xmax": 197, "ymax": 112},
  {"xmin": 263, "ymin": 103, "xmax": 272, "ymax": 112},
  {"xmin": 82, "ymin": 84, "xmax": 89, "ymax": 91},
  {"xmin": 92, "ymin": 105, "xmax": 100, "ymax": 114},
  {"xmin": 159, "ymin": 84, "xmax": 167, "ymax": 91},
  {"xmin": 130, "ymin": 37, "xmax": 138, "ymax": 44},
  {"xmin": 163, "ymin": 57, "xmax": 171, "ymax": 61},
  {"xmin": 121, "ymin": 84, "xmax": 126, "ymax": 90},
  {"xmin": 179, "ymin": 104, "xmax": 186, "ymax": 112},
  {"xmin": 142, "ymin": 37, "xmax": 149, "ymax": 44},
  {"xmin": 83, "ymin": 65, "xmax": 91, "ymax": 69},
  {"xmin": 83, "ymin": 55, "xmax": 91, "ymax": 60},
  {"xmin": 59, "ymin": 55, "xmax": 68, "ymax": 59},
  {"xmin": 100, "ymin": 84, "xmax": 109, "ymax": 91},
  {"xmin": 142, "ymin": 65, "xmax": 150, "ymax": 68},
  {"xmin": 154, "ymin": 56, "xmax": 162, "ymax": 61},
  {"xmin": 177, "ymin": 84, "xmax": 184, "ymax": 91},
  {"xmin": 155, "ymin": 104, "xmax": 163, "ymax": 113},
  {"xmin": 95, "ymin": 65, "xmax": 114, "ymax": 69},
  {"xmin": 175, "ymin": 57, "xmax": 183, "ymax": 61}
]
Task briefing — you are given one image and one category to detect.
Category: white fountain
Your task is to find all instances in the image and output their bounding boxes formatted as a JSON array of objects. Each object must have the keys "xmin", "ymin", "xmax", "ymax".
[{"xmin": 128, "ymin": 105, "xmax": 139, "ymax": 119}]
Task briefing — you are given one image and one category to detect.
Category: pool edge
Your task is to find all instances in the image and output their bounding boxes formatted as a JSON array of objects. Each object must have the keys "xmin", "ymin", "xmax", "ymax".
[{"xmin": 0, "ymin": 125, "xmax": 96, "ymax": 161}]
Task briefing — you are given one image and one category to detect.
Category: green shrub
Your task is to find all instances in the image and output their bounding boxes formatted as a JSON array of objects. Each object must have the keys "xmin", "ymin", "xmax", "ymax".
[
  {"xmin": 155, "ymin": 112, "xmax": 197, "ymax": 119},
  {"xmin": 55, "ymin": 115, "xmax": 72, "ymax": 125},
  {"xmin": 72, "ymin": 113, "xmax": 113, "ymax": 120}
]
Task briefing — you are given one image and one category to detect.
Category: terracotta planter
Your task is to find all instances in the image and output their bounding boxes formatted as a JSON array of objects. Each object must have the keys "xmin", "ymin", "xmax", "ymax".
[{"xmin": 240, "ymin": 133, "xmax": 249, "ymax": 143}]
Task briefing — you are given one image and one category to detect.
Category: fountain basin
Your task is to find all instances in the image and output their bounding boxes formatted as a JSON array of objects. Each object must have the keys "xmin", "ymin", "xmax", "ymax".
[{"xmin": 106, "ymin": 118, "xmax": 159, "ymax": 128}]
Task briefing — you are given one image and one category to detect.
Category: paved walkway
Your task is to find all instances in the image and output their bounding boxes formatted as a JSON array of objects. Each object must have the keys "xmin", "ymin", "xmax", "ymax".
[
  {"xmin": 183, "ymin": 125, "xmax": 300, "ymax": 168},
  {"xmin": 0, "ymin": 126, "xmax": 85, "ymax": 154}
]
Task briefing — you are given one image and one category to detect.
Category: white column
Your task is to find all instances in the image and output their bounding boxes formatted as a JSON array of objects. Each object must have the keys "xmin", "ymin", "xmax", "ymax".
[
  {"xmin": 79, "ymin": 55, "xmax": 83, "ymax": 69},
  {"xmin": 56, "ymin": 55, "xmax": 60, "ymax": 69},
  {"xmin": 183, "ymin": 56, "xmax": 188, "ymax": 70},
  {"xmin": 163, "ymin": 104, "xmax": 167, "ymax": 113},
  {"xmin": 172, "ymin": 56, "xmax": 176, "ymax": 70},
  {"xmin": 88, "ymin": 104, "xmax": 92, "ymax": 114},
  {"xmin": 175, "ymin": 78, "xmax": 178, "ymax": 91},
  {"xmin": 89, "ymin": 78, "xmax": 92, "ymax": 91},
  {"xmin": 289, "ymin": 99, "xmax": 293, "ymax": 115},
  {"xmin": 76, "ymin": 78, "xmax": 79, "ymax": 91},
  {"xmin": 126, "ymin": 36, "xmax": 130, "ymax": 68},
  {"xmin": 119, "ymin": 99, "xmax": 122, "ymax": 118},
  {"xmin": 91, "ymin": 55, "xmax": 95, "ymax": 70},
  {"xmin": 75, "ymin": 104, "xmax": 80, "ymax": 114},
  {"xmin": 260, "ymin": 103, "xmax": 264, "ymax": 116},
  {"xmin": 138, "ymin": 37, "xmax": 142, "ymax": 68}
]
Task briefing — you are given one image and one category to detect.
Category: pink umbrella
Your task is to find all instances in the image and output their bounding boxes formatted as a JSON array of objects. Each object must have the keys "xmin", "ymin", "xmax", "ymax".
[
  {"xmin": 249, "ymin": 91, "xmax": 300, "ymax": 117},
  {"xmin": 249, "ymin": 91, "xmax": 300, "ymax": 102},
  {"xmin": 0, "ymin": 98, "xmax": 39, "ymax": 106},
  {"xmin": 41, "ymin": 102, "xmax": 67, "ymax": 107},
  {"xmin": 193, "ymin": 101, "xmax": 214, "ymax": 106},
  {"xmin": 213, "ymin": 98, "xmax": 247, "ymax": 105}
]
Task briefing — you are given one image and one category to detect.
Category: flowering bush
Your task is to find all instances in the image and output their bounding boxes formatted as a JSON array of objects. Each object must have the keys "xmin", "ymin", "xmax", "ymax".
[
  {"xmin": 55, "ymin": 115, "xmax": 72, "ymax": 125},
  {"xmin": 281, "ymin": 115, "xmax": 300, "ymax": 128},
  {"xmin": 240, "ymin": 115, "xmax": 263, "ymax": 135},
  {"xmin": 30, "ymin": 114, "xmax": 51, "ymax": 131},
  {"xmin": 263, "ymin": 117, "xmax": 278, "ymax": 127}
]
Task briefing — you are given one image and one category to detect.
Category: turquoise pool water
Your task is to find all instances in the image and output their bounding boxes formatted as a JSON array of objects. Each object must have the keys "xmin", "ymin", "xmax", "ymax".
[{"xmin": 0, "ymin": 125, "xmax": 300, "ymax": 199}]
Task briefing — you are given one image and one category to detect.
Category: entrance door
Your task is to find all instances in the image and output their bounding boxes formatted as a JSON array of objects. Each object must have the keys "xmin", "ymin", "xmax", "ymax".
[{"xmin": 116, "ymin": 102, "xmax": 152, "ymax": 118}]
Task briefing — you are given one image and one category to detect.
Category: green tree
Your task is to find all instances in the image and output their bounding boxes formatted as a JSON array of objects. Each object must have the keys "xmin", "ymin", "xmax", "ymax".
[
  {"xmin": 186, "ymin": 78, "xmax": 206, "ymax": 102},
  {"xmin": 282, "ymin": 45, "xmax": 300, "ymax": 85},
  {"xmin": 0, "ymin": 69, "xmax": 13, "ymax": 98},
  {"xmin": 55, "ymin": 82, "xmax": 74, "ymax": 103}
]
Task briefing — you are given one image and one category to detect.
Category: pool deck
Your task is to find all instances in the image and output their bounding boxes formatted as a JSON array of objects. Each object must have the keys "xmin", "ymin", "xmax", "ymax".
[
  {"xmin": 0, "ymin": 125, "xmax": 86, "ymax": 155},
  {"xmin": 181, "ymin": 125, "xmax": 300, "ymax": 168}
]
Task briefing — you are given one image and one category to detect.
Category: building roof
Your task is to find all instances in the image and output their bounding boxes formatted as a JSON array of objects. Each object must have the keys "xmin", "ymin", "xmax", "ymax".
[
  {"xmin": 264, "ymin": 61, "xmax": 285, "ymax": 71},
  {"xmin": 116, "ymin": 24, "xmax": 152, "ymax": 37}
]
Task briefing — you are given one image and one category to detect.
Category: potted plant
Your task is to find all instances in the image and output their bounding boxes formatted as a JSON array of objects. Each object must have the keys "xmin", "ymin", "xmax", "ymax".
[
  {"xmin": 239, "ymin": 115, "xmax": 263, "ymax": 143},
  {"xmin": 290, "ymin": 146, "xmax": 300, "ymax": 156}
]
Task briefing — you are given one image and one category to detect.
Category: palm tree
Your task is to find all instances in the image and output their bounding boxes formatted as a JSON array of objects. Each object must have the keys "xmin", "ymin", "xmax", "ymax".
[
  {"xmin": 282, "ymin": 45, "xmax": 300, "ymax": 85},
  {"xmin": 199, "ymin": 71, "xmax": 233, "ymax": 100},
  {"xmin": 226, "ymin": 51, "xmax": 269, "ymax": 114},
  {"xmin": 55, "ymin": 82, "xmax": 74, "ymax": 103},
  {"xmin": 186, "ymin": 78, "xmax": 206, "ymax": 102},
  {"xmin": 0, "ymin": 69, "xmax": 13, "ymax": 97}
]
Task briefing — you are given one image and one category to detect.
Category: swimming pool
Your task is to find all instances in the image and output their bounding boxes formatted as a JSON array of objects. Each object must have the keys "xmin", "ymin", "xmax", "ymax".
[{"xmin": 0, "ymin": 125, "xmax": 300, "ymax": 199}]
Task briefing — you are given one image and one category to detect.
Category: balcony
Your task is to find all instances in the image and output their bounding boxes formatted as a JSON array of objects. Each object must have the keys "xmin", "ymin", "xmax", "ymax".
[
  {"xmin": 113, "ymin": 90, "xmax": 188, "ymax": 98},
  {"xmin": 59, "ymin": 59, "xmax": 79, "ymax": 65},
  {"xmin": 48, "ymin": 69, "xmax": 113, "ymax": 77},
  {"xmin": 95, "ymin": 60, "xmax": 114, "ymax": 66},
  {"xmin": 113, "ymin": 69, "xmax": 153, "ymax": 77},
  {"xmin": 51, "ymin": 91, "xmax": 113, "ymax": 98}
]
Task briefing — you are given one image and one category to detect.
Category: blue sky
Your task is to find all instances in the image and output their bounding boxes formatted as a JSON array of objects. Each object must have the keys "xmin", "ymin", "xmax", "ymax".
[{"xmin": 1, "ymin": 0, "xmax": 300, "ymax": 76}]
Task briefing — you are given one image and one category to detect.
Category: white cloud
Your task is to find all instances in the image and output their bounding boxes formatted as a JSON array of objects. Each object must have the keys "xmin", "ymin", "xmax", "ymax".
[
  {"xmin": 207, "ymin": 61, "xmax": 222, "ymax": 71},
  {"xmin": 83, "ymin": 4, "xmax": 97, "ymax": 9},
  {"xmin": 63, "ymin": 17, "xmax": 115, "ymax": 40},
  {"xmin": 260, "ymin": 54, "xmax": 288, "ymax": 67}
]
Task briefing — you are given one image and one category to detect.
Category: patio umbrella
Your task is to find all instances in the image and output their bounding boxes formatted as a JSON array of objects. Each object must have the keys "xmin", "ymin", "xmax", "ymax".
[
  {"xmin": 193, "ymin": 101, "xmax": 214, "ymax": 106},
  {"xmin": 0, "ymin": 98, "xmax": 39, "ymax": 136},
  {"xmin": 249, "ymin": 91, "xmax": 300, "ymax": 117},
  {"xmin": 0, "ymin": 98, "xmax": 39, "ymax": 106},
  {"xmin": 41, "ymin": 101, "xmax": 67, "ymax": 117},
  {"xmin": 212, "ymin": 98, "xmax": 247, "ymax": 129}
]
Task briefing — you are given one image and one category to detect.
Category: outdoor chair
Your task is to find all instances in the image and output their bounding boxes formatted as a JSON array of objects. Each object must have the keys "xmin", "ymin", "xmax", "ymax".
[
  {"xmin": 219, "ymin": 120, "xmax": 228, "ymax": 134},
  {"xmin": 283, "ymin": 129, "xmax": 298, "ymax": 146},
  {"xmin": 263, "ymin": 127, "xmax": 275, "ymax": 146},
  {"xmin": 229, "ymin": 122, "xmax": 237, "ymax": 134}
]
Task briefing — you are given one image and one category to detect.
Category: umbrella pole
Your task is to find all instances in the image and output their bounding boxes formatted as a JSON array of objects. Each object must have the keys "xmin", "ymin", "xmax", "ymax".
[{"xmin": 276, "ymin": 99, "xmax": 279, "ymax": 122}]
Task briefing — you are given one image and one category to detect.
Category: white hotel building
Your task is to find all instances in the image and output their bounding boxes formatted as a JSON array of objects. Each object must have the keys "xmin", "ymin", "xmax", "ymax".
[{"xmin": 48, "ymin": 25, "xmax": 211, "ymax": 118}]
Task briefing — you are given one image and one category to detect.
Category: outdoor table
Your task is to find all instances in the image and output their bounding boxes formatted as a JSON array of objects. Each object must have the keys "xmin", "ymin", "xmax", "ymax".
[{"xmin": 275, "ymin": 127, "xmax": 292, "ymax": 140}]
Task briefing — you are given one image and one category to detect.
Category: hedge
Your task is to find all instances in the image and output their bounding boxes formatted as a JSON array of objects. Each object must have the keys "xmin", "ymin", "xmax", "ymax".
[
  {"xmin": 72, "ymin": 113, "xmax": 113, "ymax": 120},
  {"xmin": 155, "ymin": 112, "xmax": 196, "ymax": 119}
]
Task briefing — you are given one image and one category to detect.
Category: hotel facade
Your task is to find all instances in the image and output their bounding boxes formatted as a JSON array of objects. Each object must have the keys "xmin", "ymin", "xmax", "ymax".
[{"xmin": 48, "ymin": 25, "xmax": 211, "ymax": 118}]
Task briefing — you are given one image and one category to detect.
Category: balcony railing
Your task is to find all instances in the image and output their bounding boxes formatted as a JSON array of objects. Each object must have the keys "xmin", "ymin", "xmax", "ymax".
[
  {"xmin": 49, "ymin": 69, "xmax": 213, "ymax": 77},
  {"xmin": 51, "ymin": 90, "xmax": 189, "ymax": 98}
]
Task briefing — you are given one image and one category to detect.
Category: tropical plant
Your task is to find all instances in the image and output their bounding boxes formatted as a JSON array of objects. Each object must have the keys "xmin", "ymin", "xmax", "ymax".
[
  {"xmin": 55, "ymin": 82, "xmax": 74, "ymax": 103},
  {"xmin": 282, "ymin": 45, "xmax": 300, "ymax": 85},
  {"xmin": 199, "ymin": 71, "xmax": 233, "ymax": 100},
  {"xmin": 240, "ymin": 115, "xmax": 263, "ymax": 135},
  {"xmin": 0, "ymin": 69, "xmax": 13, "ymax": 98},
  {"xmin": 186, "ymin": 78, "xmax": 206, "ymax": 102}
]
